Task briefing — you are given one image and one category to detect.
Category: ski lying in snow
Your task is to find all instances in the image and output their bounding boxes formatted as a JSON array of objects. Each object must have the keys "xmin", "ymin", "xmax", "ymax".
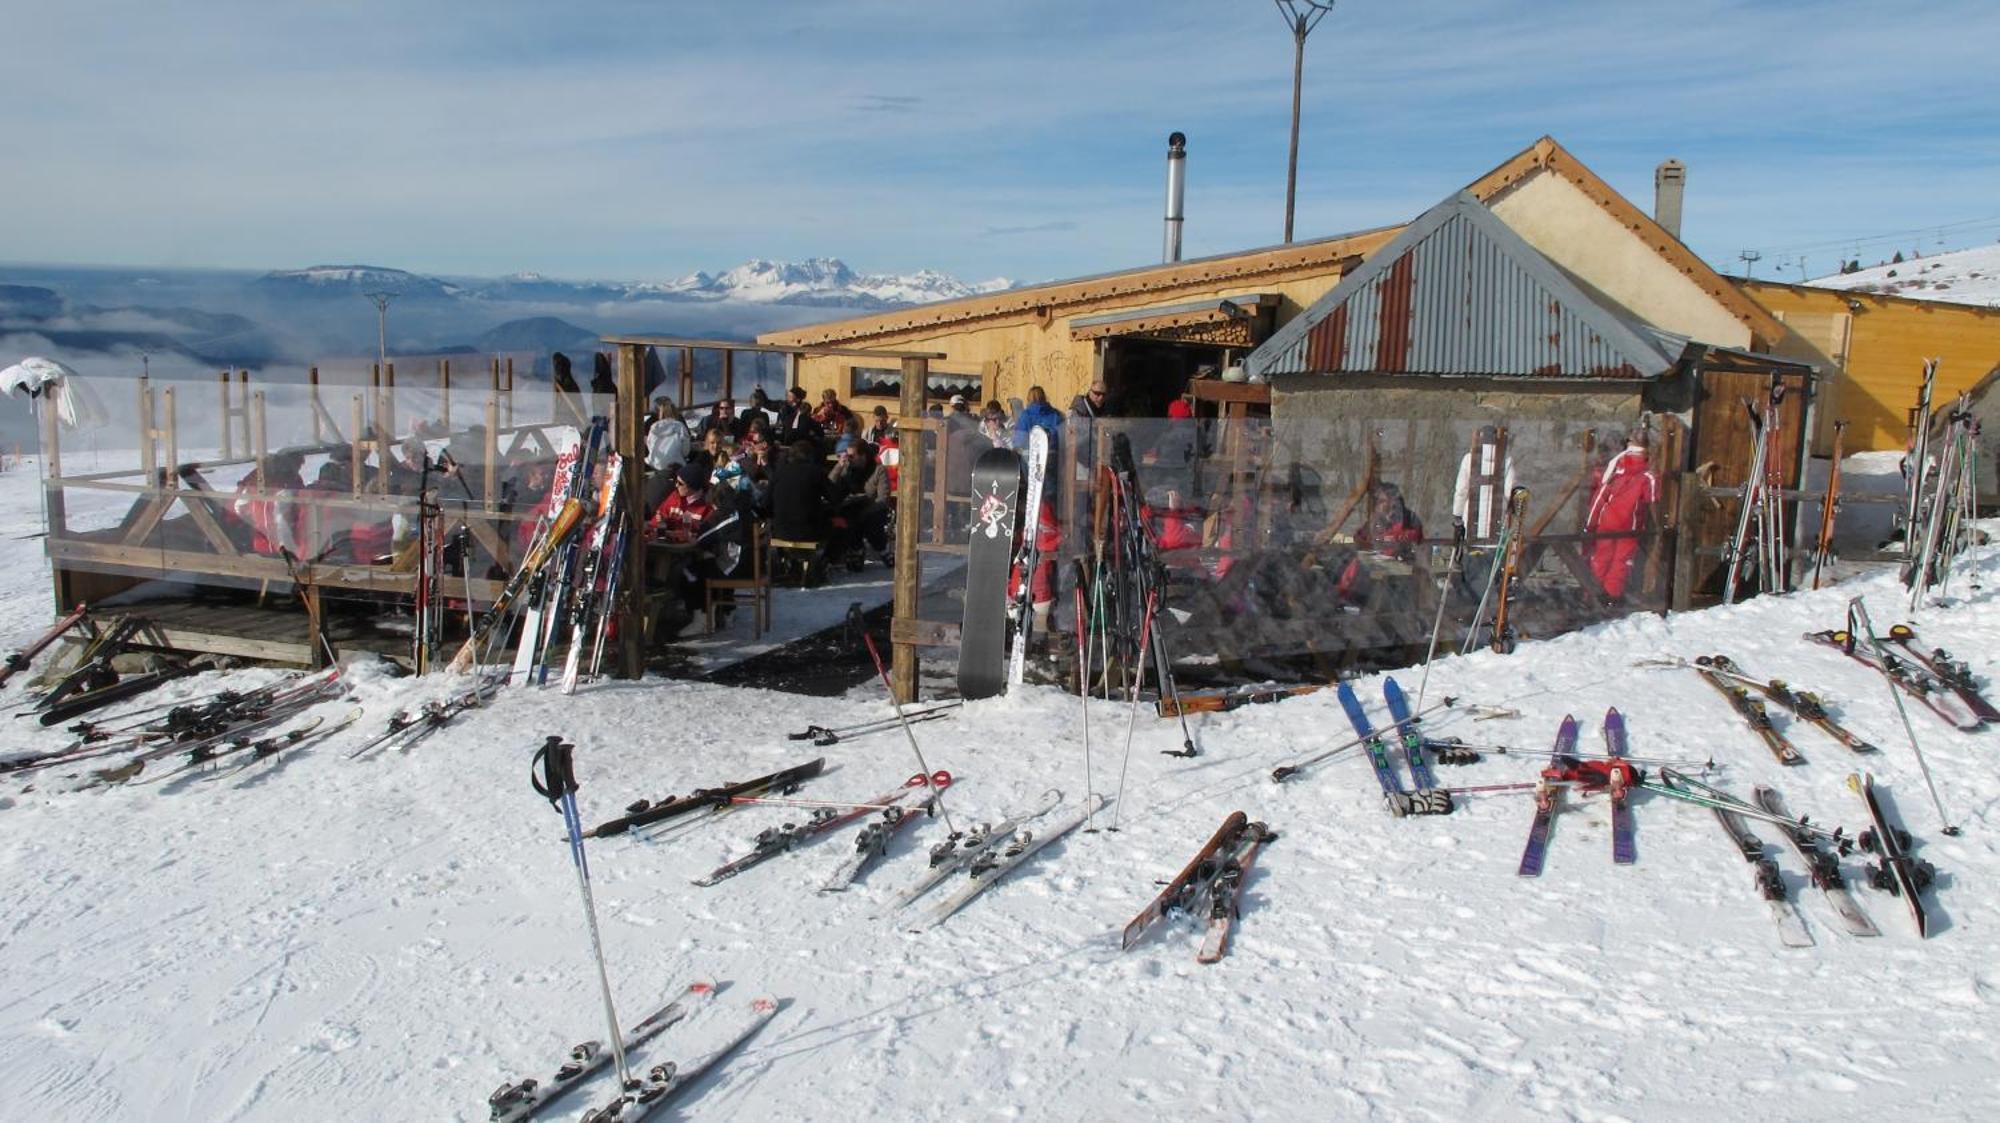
[
  {"xmin": 788, "ymin": 702, "xmax": 961, "ymax": 747},
  {"xmin": 1605, "ymin": 708, "xmax": 1636, "ymax": 866},
  {"xmin": 1752, "ymin": 785, "xmax": 1879, "ymax": 938},
  {"xmin": 1884, "ymin": 623, "xmax": 2000, "ymax": 724},
  {"xmin": 576, "ymin": 994, "xmax": 778, "ymax": 1123},
  {"xmin": 1516, "ymin": 716, "xmax": 1578, "ymax": 877},
  {"xmin": 1, "ymin": 602, "xmax": 88, "ymax": 688},
  {"xmin": 1382, "ymin": 677, "xmax": 1453, "ymax": 814},
  {"xmin": 137, "ymin": 714, "xmax": 330, "ymax": 784},
  {"xmin": 912, "ymin": 793, "xmax": 1104, "ymax": 931},
  {"xmin": 1848, "ymin": 772, "xmax": 1936, "ymax": 939},
  {"xmin": 1197, "ymin": 822, "xmax": 1275, "ymax": 964},
  {"xmin": 224, "ymin": 708, "xmax": 363, "ymax": 774},
  {"xmin": 819, "ymin": 783, "xmax": 949, "ymax": 893},
  {"xmin": 1710, "ymin": 804, "xmax": 1813, "ymax": 949},
  {"xmin": 1804, "ymin": 629, "xmax": 1982, "ymax": 731},
  {"xmin": 695, "ymin": 773, "xmax": 942, "ymax": 887},
  {"xmin": 887, "ymin": 789, "xmax": 1065, "ymax": 911},
  {"xmin": 1336, "ymin": 681, "xmax": 1412, "ymax": 817},
  {"xmin": 586, "ymin": 758, "xmax": 826, "ymax": 840},
  {"xmin": 1693, "ymin": 667, "xmax": 1803, "ymax": 765},
  {"xmin": 488, "ymin": 980, "xmax": 715, "ymax": 1123},
  {"xmin": 1694, "ymin": 655, "xmax": 1878, "ymax": 753},
  {"xmin": 1120, "ymin": 811, "xmax": 1250, "ymax": 950}
]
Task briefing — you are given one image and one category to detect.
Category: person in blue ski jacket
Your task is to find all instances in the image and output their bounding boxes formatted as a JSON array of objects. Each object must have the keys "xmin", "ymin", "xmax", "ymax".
[{"xmin": 1012, "ymin": 385, "xmax": 1064, "ymax": 450}]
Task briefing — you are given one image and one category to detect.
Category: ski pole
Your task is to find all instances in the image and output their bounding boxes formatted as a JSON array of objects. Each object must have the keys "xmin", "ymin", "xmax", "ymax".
[
  {"xmin": 1648, "ymin": 768, "xmax": 1847, "ymax": 843},
  {"xmin": 530, "ymin": 736, "xmax": 630, "ymax": 1091},
  {"xmin": 786, "ymin": 701, "xmax": 962, "ymax": 742},
  {"xmin": 1415, "ymin": 521, "xmax": 1466, "ymax": 712},
  {"xmin": 1461, "ymin": 529, "xmax": 1506, "ymax": 652},
  {"xmin": 859, "ymin": 630, "xmax": 959, "ymax": 837},
  {"xmin": 1108, "ymin": 587, "xmax": 1157, "ymax": 831},
  {"xmin": 729, "ymin": 794, "xmax": 909, "ymax": 812},
  {"xmin": 1425, "ymin": 736, "xmax": 1714, "ymax": 771},
  {"xmin": 1074, "ymin": 563, "xmax": 1096, "ymax": 832},
  {"xmin": 1848, "ymin": 598, "xmax": 1960, "ymax": 835},
  {"xmin": 1270, "ymin": 696, "xmax": 1458, "ymax": 782}
]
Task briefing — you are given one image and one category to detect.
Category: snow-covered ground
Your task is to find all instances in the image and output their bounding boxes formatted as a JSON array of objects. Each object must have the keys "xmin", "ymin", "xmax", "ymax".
[
  {"xmin": 1809, "ymin": 242, "xmax": 2000, "ymax": 308},
  {"xmin": 3, "ymin": 455, "xmax": 1999, "ymax": 1121}
]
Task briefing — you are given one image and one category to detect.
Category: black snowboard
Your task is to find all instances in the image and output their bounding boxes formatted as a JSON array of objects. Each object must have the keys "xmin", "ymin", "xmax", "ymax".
[{"xmin": 959, "ymin": 447, "xmax": 1022, "ymax": 699}]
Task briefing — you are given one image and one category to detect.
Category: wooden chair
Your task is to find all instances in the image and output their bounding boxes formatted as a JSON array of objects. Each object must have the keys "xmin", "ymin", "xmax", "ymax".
[
  {"xmin": 705, "ymin": 521, "xmax": 772, "ymax": 638},
  {"xmin": 768, "ymin": 536, "xmax": 825, "ymax": 588}
]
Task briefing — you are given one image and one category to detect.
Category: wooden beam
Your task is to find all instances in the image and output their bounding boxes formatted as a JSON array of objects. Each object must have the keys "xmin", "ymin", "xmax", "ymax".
[
  {"xmin": 615, "ymin": 343, "xmax": 649, "ymax": 680},
  {"xmin": 890, "ymin": 355, "xmax": 929, "ymax": 703}
]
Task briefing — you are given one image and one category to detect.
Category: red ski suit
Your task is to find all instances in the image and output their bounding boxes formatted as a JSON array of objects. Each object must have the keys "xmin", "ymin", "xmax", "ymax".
[{"xmin": 1584, "ymin": 446, "xmax": 1658, "ymax": 599}]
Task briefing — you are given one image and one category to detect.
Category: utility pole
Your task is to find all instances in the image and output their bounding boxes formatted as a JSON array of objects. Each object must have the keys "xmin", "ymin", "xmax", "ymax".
[
  {"xmin": 1273, "ymin": 1, "xmax": 1334, "ymax": 244},
  {"xmin": 364, "ymin": 291, "xmax": 397, "ymax": 368}
]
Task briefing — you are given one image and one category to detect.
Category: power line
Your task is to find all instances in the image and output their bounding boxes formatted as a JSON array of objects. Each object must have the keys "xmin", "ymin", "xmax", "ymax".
[{"xmin": 1747, "ymin": 213, "xmax": 2000, "ymax": 261}]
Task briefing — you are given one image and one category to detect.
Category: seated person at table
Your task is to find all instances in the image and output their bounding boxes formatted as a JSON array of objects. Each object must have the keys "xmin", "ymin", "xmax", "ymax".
[{"xmin": 649, "ymin": 463, "xmax": 714, "ymax": 543}]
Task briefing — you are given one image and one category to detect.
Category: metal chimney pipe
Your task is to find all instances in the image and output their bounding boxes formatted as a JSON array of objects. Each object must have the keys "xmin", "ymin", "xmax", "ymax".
[
  {"xmin": 1163, "ymin": 131, "xmax": 1187, "ymax": 263},
  {"xmin": 1654, "ymin": 158, "xmax": 1686, "ymax": 241}
]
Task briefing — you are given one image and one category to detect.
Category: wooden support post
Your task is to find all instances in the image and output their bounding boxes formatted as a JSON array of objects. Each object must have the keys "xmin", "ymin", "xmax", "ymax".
[
  {"xmin": 252, "ymin": 390, "xmax": 269, "ymax": 487},
  {"xmin": 890, "ymin": 355, "xmax": 929, "ymax": 703},
  {"xmin": 220, "ymin": 370, "xmax": 234, "ymax": 458},
  {"xmin": 383, "ymin": 362, "xmax": 397, "ymax": 446},
  {"xmin": 309, "ymin": 366, "xmax": 322, "ymax": 442},
  {"xmin": 484, "ymin": 395, "xmax": 500, "ymax": 510},
  {"xmin": 236, "ymin": 370, "xmax": 251, "ymax": 456},
  {"xmin": 1670, "ymin": 470, "xmax": 1700, "ymax": 611},
  {"xmin": 42, "ymin": 400, "xmax": 69, "ymax": 609},
  {"xmin": 721, "ymin": 349, "xmax": 734, "ymax": 403},
  {"xmin": 138, "ymin": 375, "xmax": 156, "ymax": 481},
  {"xmin": 678, "ymin": 347, "xmax": 694, "ymax": 408},
  {"xmin": 614, "ymin": 343, "xmax": 648, "ymax": 680},
  {"xmin": 351, "ymin": 395, "xmax": 366, "ymax": 494},
  {"xmin": 163, "ymin": 387, "xmax": 179, "ymax": 484},
  {"xmin": 439, "ymin": 358, "xmax": 451, "ymax": 432},
  {"xmin": 503, "ymin": 357, "xmax": 515, "ymax": 427}
]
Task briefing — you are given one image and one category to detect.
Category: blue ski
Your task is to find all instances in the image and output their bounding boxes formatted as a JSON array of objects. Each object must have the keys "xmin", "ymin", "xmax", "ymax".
[
  {"xmin": 1336, "ymin": 681, "xmax": 1407, "ymax": 816},
  {"xmin": 1517, "ymin": 715, "xmax": 1579, "ymax": 877},
  {"xmin": 1381, "ymin": 678, "xmax": 1441, "ymax": 791},
  {"xmin": 1605, "ymin": 708, "xmax": 1637, "ymax": 866}
]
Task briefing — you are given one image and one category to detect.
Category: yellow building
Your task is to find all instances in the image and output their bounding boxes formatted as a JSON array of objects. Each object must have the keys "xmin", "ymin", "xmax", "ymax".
[{"xmin": 1741, "ymin": 279, "xmax": 2000, "ymax": 453}]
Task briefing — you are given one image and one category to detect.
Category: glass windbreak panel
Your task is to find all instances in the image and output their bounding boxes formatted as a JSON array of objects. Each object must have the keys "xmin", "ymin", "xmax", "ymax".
[{"xmin": 902, "ymin": 412, "xmax": 1668, "ymax": 686}]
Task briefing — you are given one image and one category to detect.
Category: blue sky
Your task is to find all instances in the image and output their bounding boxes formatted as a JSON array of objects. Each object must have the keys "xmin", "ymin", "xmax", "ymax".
[{"xmin": 5, "ymin": 0, "xmax": 1997, "ymax": 285}]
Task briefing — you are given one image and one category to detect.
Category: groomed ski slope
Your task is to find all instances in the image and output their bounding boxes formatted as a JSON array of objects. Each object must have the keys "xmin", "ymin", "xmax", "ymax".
[{"xmin": 2, "ymin": 459, "xmax": 1999, "ymax": 1120}]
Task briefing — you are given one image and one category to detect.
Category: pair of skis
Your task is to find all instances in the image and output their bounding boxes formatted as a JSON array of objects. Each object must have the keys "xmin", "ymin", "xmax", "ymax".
[
  {"xmin": 1121, "ymin": 810, "xmax": 1276, "ymax": 962},
  {"xmin": 1805, "ymin": 626, "xmax": 1985, "ymax": 731},
  {"xmin": 1336, "ymin": 679, "xmax": 1454, "ymax": 817},
  {"xmin": 1516, "ymin": 711, "xmax": 1635, "ymax": 875},
  {"xmin": 585, "ymin": 759, "xmax": 827, "ymax": 840},
  {"xmin": 899, "ymin": 791, "xmax": 1101, "ymax": 931},
  {"xmin": 1689, "ymin": 655, "xmax": 1877, "ymax": 753},
  {"xmin": 489, "ymin": 981, "xmax": 777, "ymax": 1123},
  {"xmin": 693, "ymin": 772, "xmax": 949, "ymax": 887}
]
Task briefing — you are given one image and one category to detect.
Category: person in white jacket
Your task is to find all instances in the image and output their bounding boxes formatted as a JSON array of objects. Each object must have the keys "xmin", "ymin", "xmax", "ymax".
[
  {"xmin": 1450, "ymin": 425, "xmax": 1516, "ymax": 597},
  {"xmin": 645, "ymin": 399, "xmax": 692, "ymax": 472}
]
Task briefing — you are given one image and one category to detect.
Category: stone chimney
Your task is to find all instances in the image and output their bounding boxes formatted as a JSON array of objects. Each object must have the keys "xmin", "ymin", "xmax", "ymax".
[{"xmin": 1654, "ymin": 159, "xmax": 1687, "ymax": 240}]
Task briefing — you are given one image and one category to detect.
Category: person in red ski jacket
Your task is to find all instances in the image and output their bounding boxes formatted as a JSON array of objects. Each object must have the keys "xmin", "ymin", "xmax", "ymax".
[
  {"xmin": 1584, "ymin": 432, "xmax": 1660, "ymax": 600},
  {"xmin": 648, "ymin": 463, "xmax": 715, "ymax": 543},
  {"xmin": 1008, "ymin": 498, "xmax": 1062, "ymax": 644}
]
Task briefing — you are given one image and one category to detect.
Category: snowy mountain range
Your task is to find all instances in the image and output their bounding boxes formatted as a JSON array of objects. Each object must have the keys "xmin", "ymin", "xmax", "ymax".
[
  {"xmin": 1806, "ymin": 242, "xmax": 2000, "ymax": 308},
  {"xmin": 259, "ymin": 258, "xmax": 1015, "ymax": 311}
]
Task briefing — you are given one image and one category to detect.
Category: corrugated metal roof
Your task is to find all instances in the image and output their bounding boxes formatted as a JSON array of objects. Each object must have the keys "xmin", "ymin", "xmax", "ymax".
[{"xmin": 1246, "ymin": 191, "xmax": 1689, "ymax": 380}]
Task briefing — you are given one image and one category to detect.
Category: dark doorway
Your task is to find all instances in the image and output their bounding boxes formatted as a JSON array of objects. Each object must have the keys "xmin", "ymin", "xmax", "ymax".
[{"xmin": 1103, "ymin": 338, "xmax": 1229, "ymax": 417}]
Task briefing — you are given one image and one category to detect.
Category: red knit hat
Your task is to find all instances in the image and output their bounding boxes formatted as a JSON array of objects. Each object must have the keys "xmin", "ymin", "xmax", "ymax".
[{"xmin": 1167, "ymin": 398, "xmax": 1194, "ymax": 419}]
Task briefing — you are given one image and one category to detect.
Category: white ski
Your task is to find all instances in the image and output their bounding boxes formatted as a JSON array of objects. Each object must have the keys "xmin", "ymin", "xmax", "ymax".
[
  {"xmin": 1005, "ymin": 427, "xmax": 1050, "ymax": 689},
  {"xmin": 577, "ymin": 995, "xmax": 779, "ymax": 1123},
  {"xmin": 819, "ymin": 789, "xmax": 938, "ymax": 893},
  {"xmin": 487, "ymin": 979, "xmax": 715, "ymax": 1123},
  {"xmin": 912, "ymin": 793, "xmax": 1102, "ymax": 931},
  {"xmin": 886, "ymin": 788, "xmax": 1065, "ymax": 912}
]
